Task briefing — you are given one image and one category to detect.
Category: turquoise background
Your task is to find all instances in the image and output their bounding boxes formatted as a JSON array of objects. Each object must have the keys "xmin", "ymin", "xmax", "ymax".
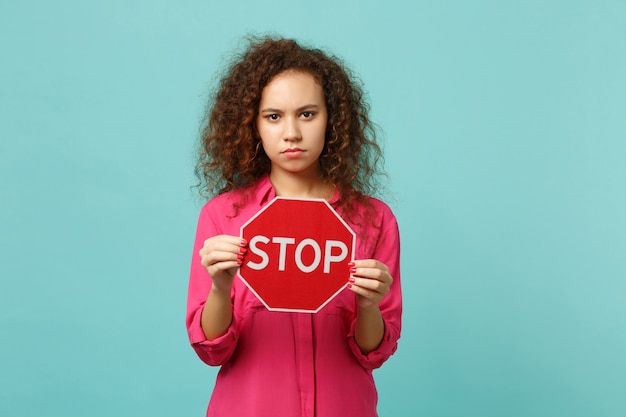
[{"xmin": 1, "ymin": 0, "xmax": 625, "ymax": 416}]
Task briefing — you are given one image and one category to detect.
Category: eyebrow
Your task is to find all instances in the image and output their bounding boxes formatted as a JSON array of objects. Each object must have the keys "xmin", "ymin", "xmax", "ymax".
[{"xmin": 259, "ymin": 104, "xmax": 321, "ymax": 113}]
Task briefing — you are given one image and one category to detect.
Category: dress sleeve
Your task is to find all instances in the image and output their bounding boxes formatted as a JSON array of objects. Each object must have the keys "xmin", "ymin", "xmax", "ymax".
[
  {"xmin": 347, "ymin": 206, "xmax": 402, "ymax": 370},
  {"xmin": 186, "ymin": 204, "xmax": 239, "ymax": 366}
]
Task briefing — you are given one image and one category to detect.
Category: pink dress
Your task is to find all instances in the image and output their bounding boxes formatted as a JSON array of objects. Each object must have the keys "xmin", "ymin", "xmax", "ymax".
[{"xmin": 186, "ymin": 176, "xmax": 402, "ymax": 417}]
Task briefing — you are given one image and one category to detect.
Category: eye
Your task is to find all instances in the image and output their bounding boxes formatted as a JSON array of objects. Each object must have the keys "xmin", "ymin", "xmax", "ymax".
[
  {"xmin": 266, "ymin": 113, "xmax": 280, "ymax": 121},
  {"xmin": 301, "ymin": 111, "xmax": 315, "ymax": 119}
]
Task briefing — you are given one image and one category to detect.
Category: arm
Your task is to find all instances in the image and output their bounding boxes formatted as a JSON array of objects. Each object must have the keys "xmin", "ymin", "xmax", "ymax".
[
  {"xmin": 346, "ymin": 202, "xmax": 402, "ymax": 367},
  {"xmin": 198, "ymin": 235, "xmax": 247, "ymax": 340},
  {"xmin": 349, "ymin": 260, "xmax": 394, "ymax": 354},
  {"xmin": 201, "ymin": 283, "xmax": 234, "ymax": 341},
  {"xmin": 186, "ymin": 205, "xmax": 246, "ymax": 366}
]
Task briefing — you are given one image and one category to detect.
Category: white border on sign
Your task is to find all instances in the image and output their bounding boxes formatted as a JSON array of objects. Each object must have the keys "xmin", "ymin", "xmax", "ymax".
[{"xmin": 237, "ymin": 196, "xmax": 357, "ymax": 313}]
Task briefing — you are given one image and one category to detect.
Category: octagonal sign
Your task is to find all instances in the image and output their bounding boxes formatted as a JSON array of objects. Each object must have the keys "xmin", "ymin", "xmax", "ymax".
[{"xmin": 238, "ymin": 197, "xmax": 356, "ymax": 313}]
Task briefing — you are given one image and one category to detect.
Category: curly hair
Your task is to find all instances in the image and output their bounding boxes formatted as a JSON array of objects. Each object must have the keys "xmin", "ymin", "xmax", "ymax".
[{"xmin": 195, "ymin": 35, "xmax": 386, "ymax": 216}]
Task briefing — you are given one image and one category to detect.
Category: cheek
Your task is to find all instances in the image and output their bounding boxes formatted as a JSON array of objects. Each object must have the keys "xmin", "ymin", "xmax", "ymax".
[
  {"xmin": 258, "ymin": 136, "xmax": 270, "ymax": 151},
  {"xmin": 255, "ymin": 119, "xmax": 265, "ymax": 138},
  {"xmin": 257, "ymin": 120, "xmax": 281, "ymax": 137},
  {"xmin": 313, "ymin": 121, "xmax": 328, "ymax": 141},
  {"xmin": 256, "ymin": 126, "xmax": 270, "ymax": 143}
]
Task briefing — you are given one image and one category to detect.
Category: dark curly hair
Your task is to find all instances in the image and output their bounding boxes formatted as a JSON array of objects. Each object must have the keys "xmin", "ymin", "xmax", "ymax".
[{"xmin": 195, "ymin": 35, "xmax": 386, "ymax": 216}]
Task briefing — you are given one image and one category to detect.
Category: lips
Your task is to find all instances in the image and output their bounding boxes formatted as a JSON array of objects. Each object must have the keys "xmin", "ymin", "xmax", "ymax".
[
  {"xmin": 282, "ymin": 148, "xmax": 305, "ymax": 158},
  {"xmin": 282, "ymin": 148, "xmax": 304, "ymax": 154}
]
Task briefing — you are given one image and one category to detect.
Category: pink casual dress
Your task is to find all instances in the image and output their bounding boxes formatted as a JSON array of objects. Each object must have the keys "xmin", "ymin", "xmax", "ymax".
[{"xmin": 186, "ymin": 176, "xmax": 402, "ymax": 417}]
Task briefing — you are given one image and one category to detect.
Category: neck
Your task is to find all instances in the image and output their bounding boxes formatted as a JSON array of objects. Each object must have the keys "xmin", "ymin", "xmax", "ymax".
[{"xmin": 269, "ymin": 170, "xmax": 334, "ymax": 200}]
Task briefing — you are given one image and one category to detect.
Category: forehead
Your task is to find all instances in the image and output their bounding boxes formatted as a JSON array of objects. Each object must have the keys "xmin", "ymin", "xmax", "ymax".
[{"xmin": 259, "ymin": 71, "xmax": 325, "ymax": 106}]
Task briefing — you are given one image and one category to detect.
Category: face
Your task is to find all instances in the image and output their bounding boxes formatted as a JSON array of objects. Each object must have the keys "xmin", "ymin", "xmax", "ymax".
[{"xmin": 256, "ymin": 70, "xmax": 328, "ymax": 180}]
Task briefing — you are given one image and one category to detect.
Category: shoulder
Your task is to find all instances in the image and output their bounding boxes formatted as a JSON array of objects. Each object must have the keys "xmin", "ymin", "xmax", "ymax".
[
  {"xmin": 347, "ymin": 196, "xmax": 400, "ymax": 260},
  {"xmin": 200, "ymin": 189, "xmax": 239, "ymax": 217},
  {"xmin": 345, "ymin": 195, "xmax": 398, "ymax": 241},
  {"xmin": 354, "ymin": 196, "xmax": 398, "ymax": 228},
  {"xmin": 200, "ymin": 176, "xmax": 272, "ymax": 219},
  {"xmin": 367, "ymin": 196, "xmax": 396, "ymax": 217}
]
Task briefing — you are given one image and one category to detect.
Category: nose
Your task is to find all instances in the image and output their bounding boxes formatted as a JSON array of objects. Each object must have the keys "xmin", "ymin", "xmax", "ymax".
[{"xmin": 283, "ymin": 117, "xmax": 302, "ymax": 142}]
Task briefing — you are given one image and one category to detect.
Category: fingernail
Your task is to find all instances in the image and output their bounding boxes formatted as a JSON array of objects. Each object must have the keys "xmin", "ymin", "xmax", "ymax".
[
  {"xmin": 349, "ymin": 268, "xmax": 357, "ymax": 273},
  {"xmin": 347, "ymin": 283, "xmax": 353, "ymax": 289},
  {"xmin": 240, "ymin": 247, "xmax": 248, "ymax": 254},
  {"xmin": 237, "ymin": 254, "xmax": 243, "ymax": 260},
  {"xmin": 348, "ymin": 277, "xmax": 355, "ymax": 283},
  {"xmin": 348, "ymin": 261, "xmax": 355, "ymax": 267},
  {"xmin": 237, "ymin": 259, "xmax": 243, "ymax": 265},
  {"xmin": 241, "ymin": 238, "xmax": 247, "ymax": 246}
]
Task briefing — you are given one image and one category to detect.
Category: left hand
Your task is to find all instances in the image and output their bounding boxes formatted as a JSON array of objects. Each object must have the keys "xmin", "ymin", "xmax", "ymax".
[{"xmin": 347, "ymin": 259, "xmax": 393, "ymax": 309}]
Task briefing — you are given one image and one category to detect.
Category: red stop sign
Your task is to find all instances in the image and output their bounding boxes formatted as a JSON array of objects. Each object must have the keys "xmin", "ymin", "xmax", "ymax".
[{"xmin": 238, "ymin": 197, "xmax": 356, "ymax": 313}]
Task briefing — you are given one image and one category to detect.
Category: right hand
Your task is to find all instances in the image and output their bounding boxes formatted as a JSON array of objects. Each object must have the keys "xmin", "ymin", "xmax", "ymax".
[{"xmin": 199, "ymin": 235, "xmax": 247, "ymax": 293}]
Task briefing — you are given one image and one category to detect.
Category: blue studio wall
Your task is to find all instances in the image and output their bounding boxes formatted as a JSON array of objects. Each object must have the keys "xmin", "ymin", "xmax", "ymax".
[{"xmin": 1, "ymin": 1, "xmax": 625, "ymax": 416}]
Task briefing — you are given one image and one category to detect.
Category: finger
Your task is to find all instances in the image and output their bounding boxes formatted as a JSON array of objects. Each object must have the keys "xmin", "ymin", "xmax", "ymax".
[
  {"xmin": 203, "ymin": 251, "xmax": 244, "ymax": 275},
  {"xmin": 350, "ymin": 267, "xmax": 393, "ymax": 286},
  {"xmin": 201, "ymin": 235, "xmax": 247, "ymax": 255},
  {"xmin": 200, "ymin": 249, "xmax": 241, "ymax": 267},
  {"xmin": 213, "ymin": 234, "xmax": 247, "ymax": 246},
  {"xmin": 200, "ymin": 246, "xmax": 247, "ymax": 265},
  {"xmin": 352, "ymin": 259, "xmax": 388, "ymax": 271},
  {"xmin": 200, "ymin": 239, "xmax": 248, "ymax": 263},
  {"xmin": 200, "ymin": 245, "xmax": 248, "ymax": 272},
  {"xmin": 347, "ymin": 281, "xmax": 385, "ymax": 306},
  {"xmin": 207, "ymin": 260, "xmax": 241, "ymax": 277},
  {"xmin": 348, "ymin": 276, "xmax": 389, "ymax": 293}
]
